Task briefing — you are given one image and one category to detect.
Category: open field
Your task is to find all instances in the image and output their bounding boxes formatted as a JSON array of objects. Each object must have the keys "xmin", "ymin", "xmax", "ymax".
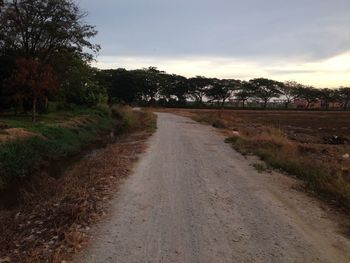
[{"xmin": 162, "ymin": 108, "xmax": 350, "ymax": 213}]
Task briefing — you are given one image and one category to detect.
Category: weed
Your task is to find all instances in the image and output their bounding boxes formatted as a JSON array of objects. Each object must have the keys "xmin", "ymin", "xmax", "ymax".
[
  {"xmin": 253, "ymin": 162, "xmax": 267, "ymax": 173},
  {"xmin": 212, "ymin": 119, "xmax": 226, "ymax": 128}
]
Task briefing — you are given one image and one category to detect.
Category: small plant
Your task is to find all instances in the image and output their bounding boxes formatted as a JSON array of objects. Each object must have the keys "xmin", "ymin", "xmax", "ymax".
[
  {"xmin": 253, "ymin": 162, "xmax": 267, "ymax": 173},
  {"xmin": 212, "ymin": 119, "xmax": 226, "ymax": 128}
]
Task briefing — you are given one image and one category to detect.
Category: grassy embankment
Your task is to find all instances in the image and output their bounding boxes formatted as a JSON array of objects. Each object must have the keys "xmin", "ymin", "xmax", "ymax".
[
  {"xmin": 0, "ymin": 105, "xmax": 156, "ymax": 190},
  {"xmin": 182, "ymin": 109, "xmax": 350, "ymax": 213},
  {"xmin": 0, "ymin": 105, "xmax": 157, "ymax": 262}
]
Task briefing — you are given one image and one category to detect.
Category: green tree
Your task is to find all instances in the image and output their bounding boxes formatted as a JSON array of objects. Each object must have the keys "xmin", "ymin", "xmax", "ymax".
[
  {"xmin": 249, "ymin": 78, "xmax": 282, "ymax": 109},
  {"xmin": 281, "ymin": 81, "xmax": 302, "ymax": 108},
  {"xmin": 188, "ymin": 76, "xmax": 211, "ymax": 105},
  {"xmin": 138, "ymin": 67, "xmax": 163, "ymax": 104},
  {"xmin": 56, "ymin": 56, "xmax": 106, "ymax": 106},
  {"xmin": 298, "ymin": 86, "xmax": 320, "ymax": 109},
  {"xmin": 337, "ymin": 87, "xmax": 350, "ymax": 111},
  {"xmin": 234, "ymin": 81, "xmax": 255, "ymax": 108},
  {"xmin": 105, "ymin": 68, "xmax": 142, "ymax": 104},
  {"xmin": 0, "ymin": 0, "xmax": 99, "ymax": 62},
  {"xmin": 319, "ymin": 88, "xmax": 336, "ymax": 110},
  {"xmin": 0, "ymin": 0, "xmax": 100, "ymax": 110},
  {"xmin": 206, "ymin": 79, "xmax": 239, "ymax": 108}
]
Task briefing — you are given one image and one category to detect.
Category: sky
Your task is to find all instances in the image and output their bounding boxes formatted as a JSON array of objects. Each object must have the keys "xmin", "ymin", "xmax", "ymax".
[{"xmin": 77, "ymin": 0, "xmax": 350, "ymax": 88}]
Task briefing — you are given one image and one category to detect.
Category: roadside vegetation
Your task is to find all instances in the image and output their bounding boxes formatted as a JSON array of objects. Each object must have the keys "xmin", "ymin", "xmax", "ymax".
[
  {"xmin": 0, "ymin": 106, "xmax": 113, "ymax": 188},
  {"xmin": 0, "ymin": 106, "xmax": 157, "ymax": 262}
]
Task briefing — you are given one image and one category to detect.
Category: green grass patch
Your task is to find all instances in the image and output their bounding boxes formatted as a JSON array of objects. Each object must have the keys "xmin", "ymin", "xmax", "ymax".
[
  {"xmin": 0, "ymin": 106, "xmax": 115, "ymax": 188},
  {"xmin": 252, "ymin": 162, "xmax": 267, "ymax": 173}
]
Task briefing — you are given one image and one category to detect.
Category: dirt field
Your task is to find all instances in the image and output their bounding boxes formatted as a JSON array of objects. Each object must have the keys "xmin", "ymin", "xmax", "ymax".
[{"xmin": 165, "ymin": 109, "xmax": 350, "ymax": 144}]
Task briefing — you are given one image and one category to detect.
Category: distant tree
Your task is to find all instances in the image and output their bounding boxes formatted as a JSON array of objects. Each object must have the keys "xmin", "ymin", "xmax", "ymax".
[
  {"xmin": 169, "ymin": 75, "xmax": 190, "ymax": 104},
  {"xmin": 249, "ymin": 78, "xmax": 283, "ymax": 109},
  {"xmin": 188, "ymin": 76, "xmax": 211, "ymax": 105},
  {"xmin": 10, "ymin": 58, "xmax": 58, "ymax": 121},
  {"xmin": 281, "ymin": 81, "xmax": 302, "ymax": 108},
  {"xmin": 336, "ymin": 87, "xmax": 350, "ymax": 111},
  {"xmin": 138, "ymin": 67, "xmax": 163, "ymax": 104},
  {"xmin": 234, "ymin": 81, "xmax": 255, "ymax": 108},
  {"xmin": 298, "ymin": 86, "xmax": 320, "ymax": 109},
  {"xmin": 319, "ymin": 88, "xmax": 337, "ymax": 110},
  {"xmin": 101, "ymin": 68, "xmax": 141, "ymax": 104},
  {"xmin": 206, "ymin": 79, "xmax": 239, "ymax": 108},
  {"xmin": 158, "ymin": 74, "xmax": 189, "ymax": 105}
]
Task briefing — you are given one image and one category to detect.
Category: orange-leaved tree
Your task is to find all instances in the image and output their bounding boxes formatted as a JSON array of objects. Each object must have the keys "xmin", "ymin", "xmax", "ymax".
[{"xmin": 11, "ymin": 58, "xmax": 58, "ymax": 122}]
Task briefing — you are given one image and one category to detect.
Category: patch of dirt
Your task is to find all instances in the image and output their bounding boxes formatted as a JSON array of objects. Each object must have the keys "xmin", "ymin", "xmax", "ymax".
[
  {"xmin": 0, "ymin": 130, "xmax": 152, "ymax": 263},
  {"xmin": 60, "ymin": 116, "xmax": 96, "ymax": 129},
  {"xmin": 0, "ymin": 128, "xmax": 44, "ymax": 144}
]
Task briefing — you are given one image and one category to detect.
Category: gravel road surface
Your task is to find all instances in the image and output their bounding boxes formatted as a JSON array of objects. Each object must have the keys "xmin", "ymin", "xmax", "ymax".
[{"xmin": 80, "ymin": 112, "xmax": 350, "ymax": 263}]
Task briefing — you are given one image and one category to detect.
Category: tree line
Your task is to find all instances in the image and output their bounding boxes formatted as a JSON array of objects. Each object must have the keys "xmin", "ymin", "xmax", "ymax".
[
  {"xmin": 1, "ymin": 1, "xmax": 349, "ymax": 124},
  {"xmin": 98, "ymin": 67, "xmax": 350, "ymax": 111}
]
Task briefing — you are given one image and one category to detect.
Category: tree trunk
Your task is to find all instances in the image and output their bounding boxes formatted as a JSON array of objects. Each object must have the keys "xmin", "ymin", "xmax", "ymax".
[
  {"xmin": 263, "ymin": 99, "xmax": 268, "ymax": 109},
  {"xmin": 221, "ymin": 99, "xmax": 225, "ymax": 108},
  {"xmin": 285, "ymin": 100, "xmax": 290, "ymax": 109},
  {"xmin": 32, "ymin": 97, "xmax": 37, "ymax": 122},
  {"xmin": 305, "ymin": 101, "xmax": 310, "ymax": 110},
  {"xmin": 242, "ymin": 100, "xmax": 245, "ymax": 109}
]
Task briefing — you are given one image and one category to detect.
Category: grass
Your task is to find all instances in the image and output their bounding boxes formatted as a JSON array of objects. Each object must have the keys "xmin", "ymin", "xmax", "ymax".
[
  {"xmin": 252, "ymin": 162, "xmax": 268, "ymax": 173},
  {"xmin": 225, "ymin": 132, "xmax": 350, "ymax": 211},
  {"xmin": 195, "ymin": 113, "xmax": 227, "ymax": 128},
  {"xmin": 0, "ymin": 106, "xmax": 158, "ymax": 262},
  {"xmin": 0, "ymin": 105, "xmax": 128, "ymax": 188}
]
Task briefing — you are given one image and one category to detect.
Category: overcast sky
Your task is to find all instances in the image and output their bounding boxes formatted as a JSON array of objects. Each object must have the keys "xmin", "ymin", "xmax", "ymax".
[{"xmin": 78, "ymin": 0, "xmax": 350, "ymax": 87}]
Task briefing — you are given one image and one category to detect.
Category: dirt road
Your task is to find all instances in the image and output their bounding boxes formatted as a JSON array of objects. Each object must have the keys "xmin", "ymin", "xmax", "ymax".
[{"xmin": 80, "ymin": 113, "xmax": 350, "ymax": 263}]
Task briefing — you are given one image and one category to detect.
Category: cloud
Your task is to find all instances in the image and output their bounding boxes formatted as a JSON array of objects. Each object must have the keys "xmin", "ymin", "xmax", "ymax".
[
  {"xmin": 92, "ymin": 51, "xmax": 350, "ymax": 88},
  {"xmin": 79, "ymin": 0, "xmax": 350, "ymax": 86}
]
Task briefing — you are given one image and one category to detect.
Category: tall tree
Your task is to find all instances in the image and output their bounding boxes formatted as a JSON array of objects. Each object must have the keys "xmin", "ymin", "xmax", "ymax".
[
  {"xmin": 281, "ymin": 81, "xmax": 302, "ymax": 108},
  {"xmin": 319, "ymin": 88, "xmax": 336, "ymax": 110},
  {"xmin": 10, "ymin": 58, "xmax": 58, "ymax": 121},
  {"xmin": 206, "ymin": 79, "xmax": 239, "ymax": 108},
  {"xmin": 234, "ymin": 81, "xmax": 255, "ymax": 108},
  {"xmin": 168, "ymin": 75, "xmax": 190, "ymax": 104},
  {"xmin": 188, "ymin": 76, "xmax": 211, "ymax": 105},
  {"xmin": 298, "ymin": 86, "xmax": 320, "ymax": 109},
  {"xmin": 138, "ymin": 67, "xmax": 163, "ymax": 104},
  {"xmin": 337, "ymin": 87, "xmax": 350, "ymax": 111},
  {"xmin": 0, "ymin": 0, "xmax": 100, "ymax": 111},
  {"xmin": 249, "ymin": 78, "xmax": 282, "ymax": 109},
  {"xmin": 0, "ymin": 0, "xmax": 99, "ymax": 62}
]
